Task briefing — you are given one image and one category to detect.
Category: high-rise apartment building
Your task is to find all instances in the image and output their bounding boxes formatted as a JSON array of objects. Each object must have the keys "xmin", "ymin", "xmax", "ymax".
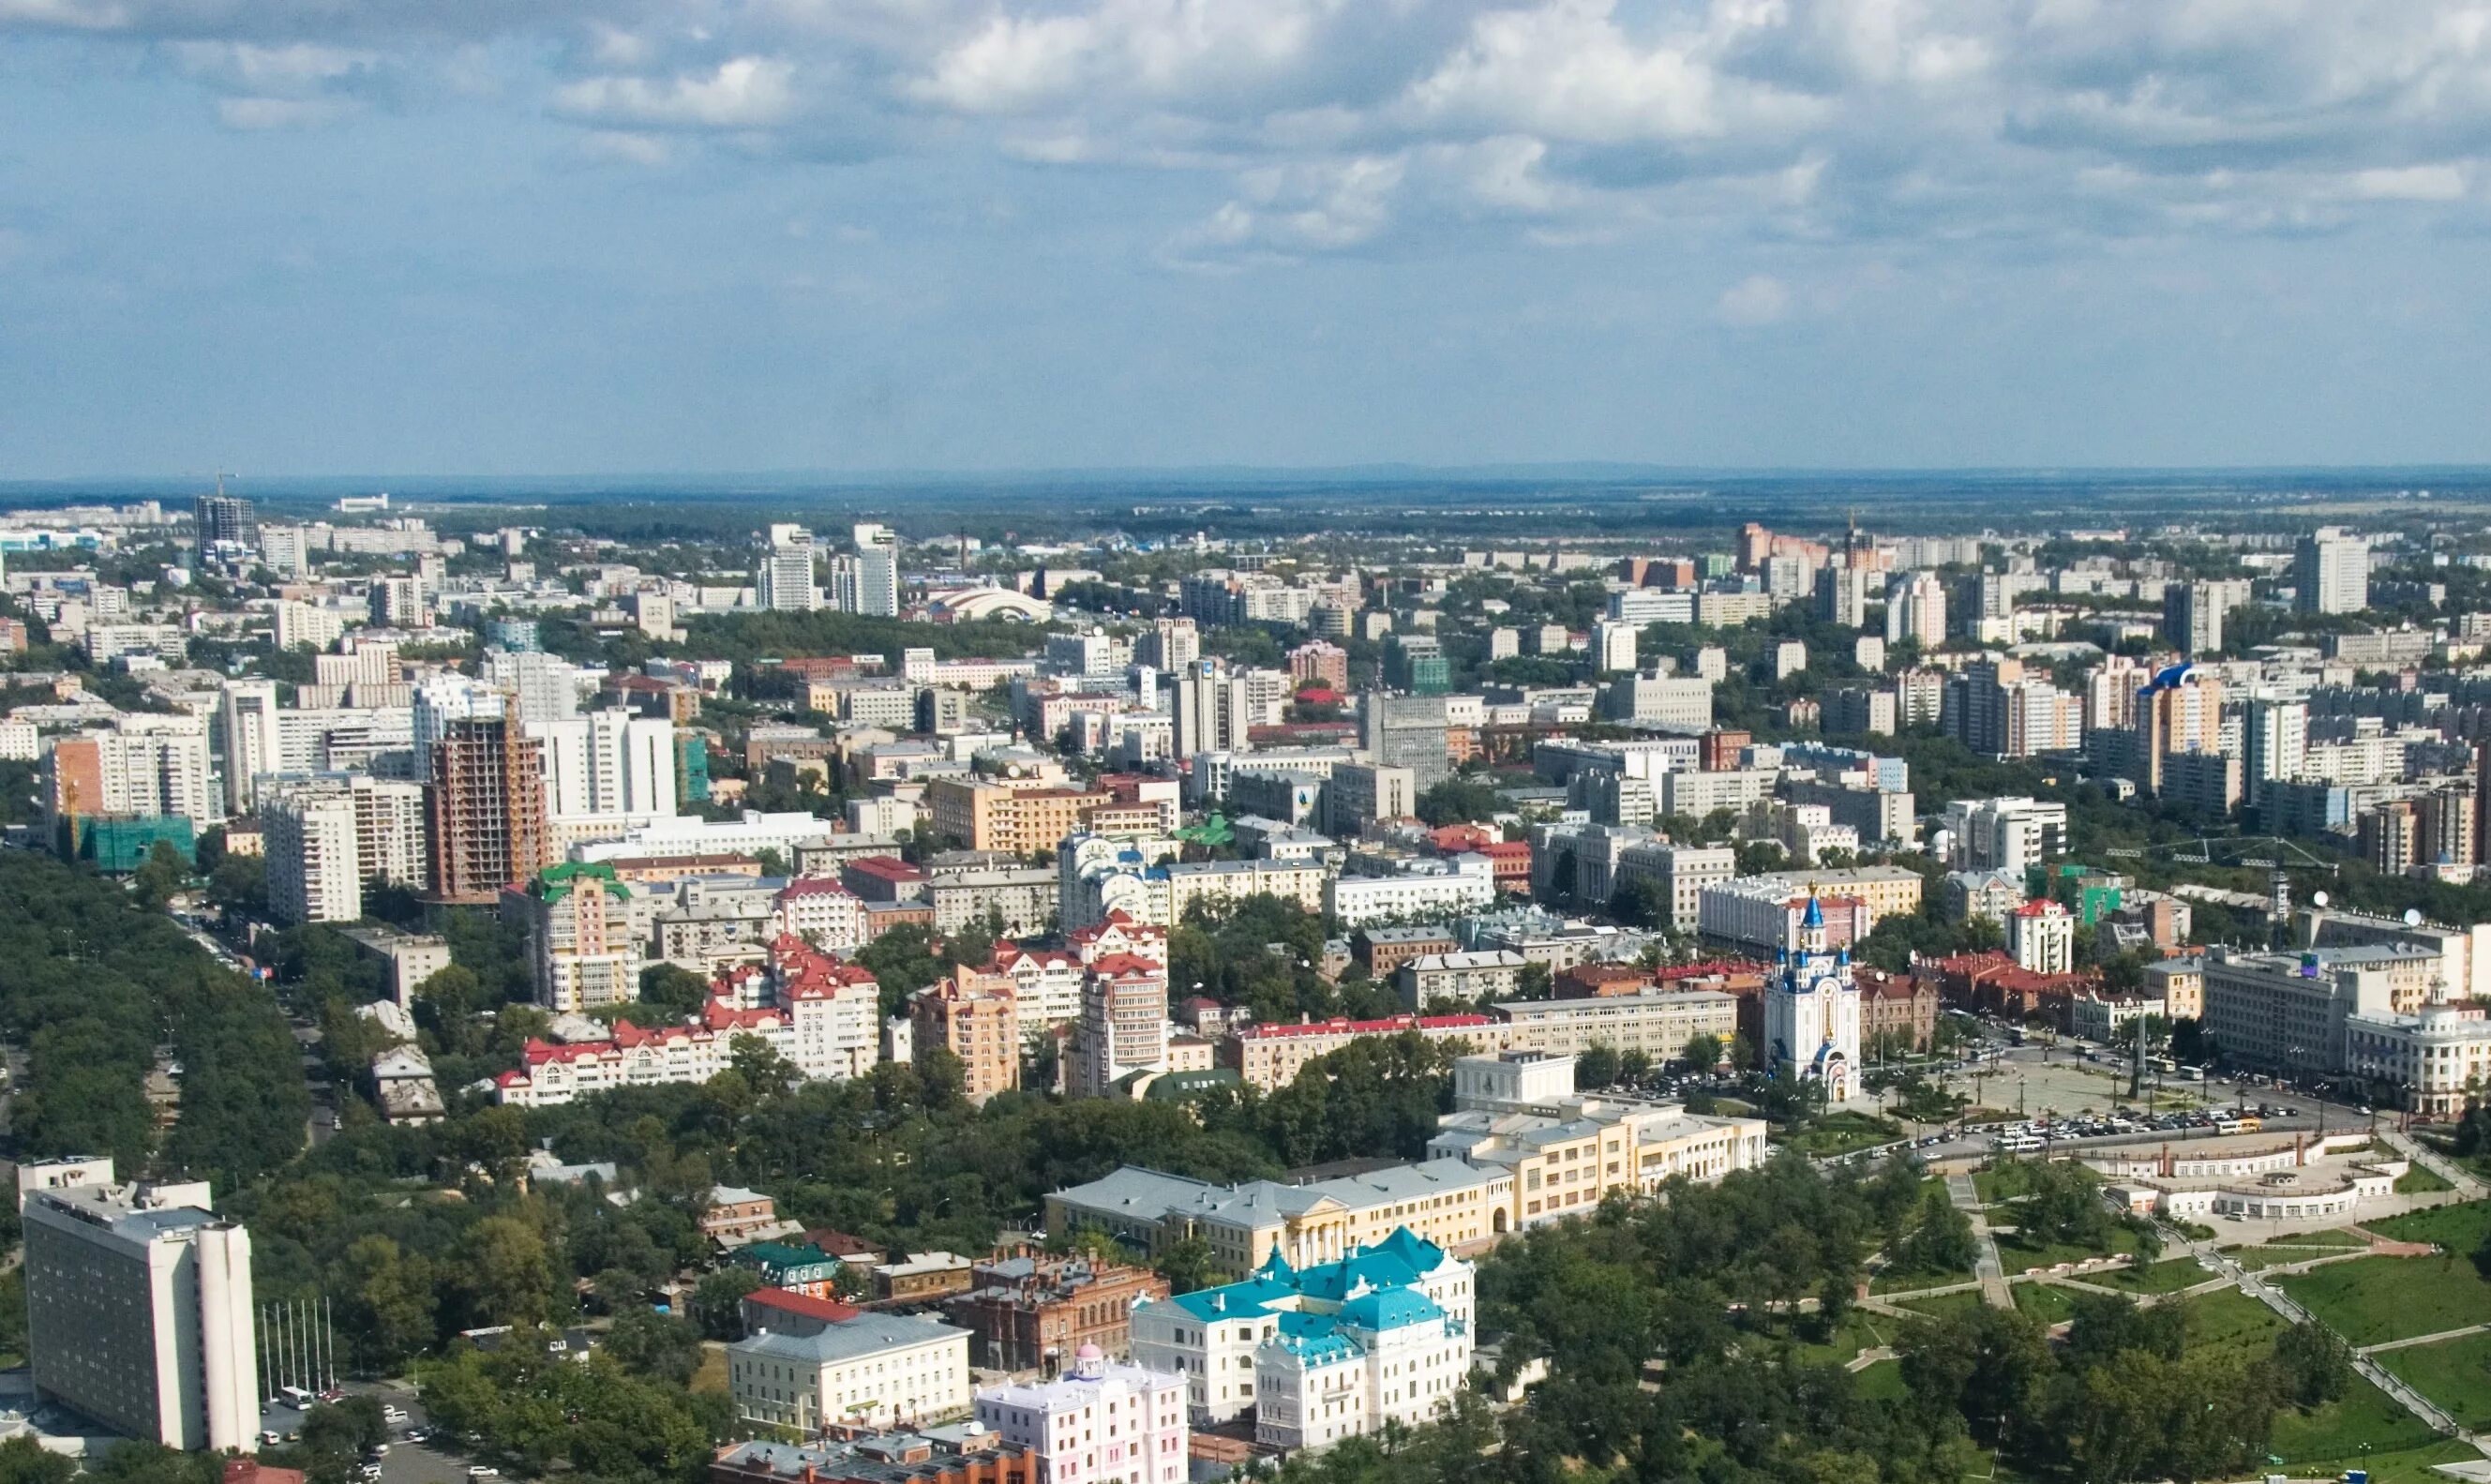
[
  {"xmin": 261, "ymin": 773, "xmax": 430, "ymax": 924},
  {"xmin": 2243, "ymin": 697, "xmax": 2309, "ymax": 808},
  {"xmin": 528, "ymin": 710, "xmax": 679, "ymax": 829},
  {"xmin": 1175, "ymin": 659, "xmax": 1251, "ymax": 759},
  {"xmin": 427, "ymin": 716, "xmax": 549, "ymax": 904},
  {"xmin": 1883, "ymin": 571, "xmax": 1946, "ymax": 649},
  {"xmin": 522, "ymin": 862, "xmax": 643, "ymax": 1013},
  {"xmin": 2295, "ymin": 527, "xmax": 2368, "ymax": 614},
  {"xmin": 2163, "ymin": 582, "xmax": 2226, "ymax": 656},
  {"xmin": 486, "ymin": 650, "xmax": 584, "ymax": 726},
  {"xmin": 2134, "ymin": 665, "xmax": 2224, "ymax": 799},
  {"xmin": 218, "ymin": 679, "xmax": 282, "ymax": 815},
  {"xmin": 1073, "ymin": 957, "xmax": 1170, "ymax": 1097},
  {"xmin": 263, "ymin": 784, "xmax": 360, "ymax": 923},
  {"xmin": 912, "ymin": 974, "xmax": 1021, "ymax": 1103},
  {"xmin": 757, "ymin": 527, "xmax": 819, "ymax": 612},
  {"xmin": 1592, "ymin": 619, "xmax": 1638, "ymax": 674},
  {"xmin": 1137, "ymin": 617, "xmax": 1200, "ymax": 671},
  {"xmin": 45, "ymin": 718, "xmax": 219, "ymax": 828},
  {"xmin": 1817, "ymin": 565, "xmax": 1870, "ymax": 629},
  {"xmin": 20, "ymin": 1161, "xmax": 259, "ymax": 1453},
  {"xmin": 1941, "ymin": 658, "xmax": 2081, "ymax": 758},
  {"xmin": 850, "ymin": 523, "xmax": 901, "ymax": 617},
  {"xmin": 367, "ymin": 574, "xmax": 430, "ymax": 627}
]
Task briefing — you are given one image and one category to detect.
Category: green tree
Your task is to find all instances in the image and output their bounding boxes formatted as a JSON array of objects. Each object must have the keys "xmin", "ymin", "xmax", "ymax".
[
  {"xmin": 459, "ymin": 1216, "xmax": 554, "ymax": 1327},
  {"xmin": 341, "ymin": 1235, "xmax": 439, "ymax": 1366},
  {"xmin": 638, "ymin": 964, "xmax": 711, "ymax": 1018},
  {"xmin": 604, "ymin": 1307, "xmax": 703, "ymax": 1386},
  {"xmin": 1892, "ymin": 1190, "xmax": 1978, "ymax": 1277},
  {"xmin": 690, "ymin": 1267, "xmax": 761, "ymax": 1341},
  {"xmin": 2272, "ymin": 1321, "xmax": 2353, "ymax": 1407},
  {"xmin": 1153, "ymin": 1236, "xmax": 1218, "ymax": 1295},
  {"xmin": 130, "ymin": 839, "xmax": 188, "ymax": 909},
  {"xmin": 1680, "ymin": 1032, "xmax": 1724, "ymax": 1071}
]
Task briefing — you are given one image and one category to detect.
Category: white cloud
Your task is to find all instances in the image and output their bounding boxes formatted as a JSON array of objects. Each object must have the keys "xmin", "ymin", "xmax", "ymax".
[
  {"xmin": 15, "ymin": 0, "xmax": 2491, "ymax": 257},
  {"xmin": 215, "ymin": 96, "xmax": 353, "ymax": 129},
  {"xmin": 1401, "ymin": 0, "xmax": 1824, "ymax": 145},
  {"xmin": 0, "ymin": 0, "xmax": 125, "ymax": 29},
  {"xmin": 2347, "ymin": 164, "xmax": 2468, "ymax": 202},
  {"xmin": 1717, "ymin": 272, "xmax": 1792, "ymax": 323},
  {"xmin": 555, "ymin": 56, "xmax": 798, "ymax": 129},
  {"xmin": 173, "ymin": 41, "xmax": 376, "ymax": 97},
  {"xmin": 578, "ymin": 128, "xmax": 670, "ymax": 165}
]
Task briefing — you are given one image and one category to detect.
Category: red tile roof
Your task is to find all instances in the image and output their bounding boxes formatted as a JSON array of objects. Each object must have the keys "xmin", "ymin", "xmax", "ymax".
[{"xmin": 743, "ymin": 1287, "xmax": 862, "ymax": 1325}]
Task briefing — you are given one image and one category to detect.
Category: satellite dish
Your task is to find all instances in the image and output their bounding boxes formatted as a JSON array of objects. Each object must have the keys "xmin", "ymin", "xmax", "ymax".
[
  {"xmin": 2405, "ymin": 907, "xmax": 2424, "ymax": 927},
  {"xmin": 2312, "ymin": 891, "xmax": 2330, "ymax": 908}
]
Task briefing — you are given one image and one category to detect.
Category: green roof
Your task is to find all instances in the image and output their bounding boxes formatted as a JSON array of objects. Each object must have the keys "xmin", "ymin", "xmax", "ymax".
[{"xmin": 536, "ymin": 861, "xmax": 630, "ymax": 903}]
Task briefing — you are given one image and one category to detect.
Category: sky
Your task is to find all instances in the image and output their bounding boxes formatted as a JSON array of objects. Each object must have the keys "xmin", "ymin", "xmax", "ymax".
[{"xmin": 6, "ymin": 0, "xmax": 2491, "ymax": 479}]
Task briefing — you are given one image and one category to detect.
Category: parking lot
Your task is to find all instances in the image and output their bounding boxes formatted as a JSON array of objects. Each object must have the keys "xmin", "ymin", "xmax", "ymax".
[{"xmin": 260, "ymin": 1385, "xmax": 478, "ymax": 1484}]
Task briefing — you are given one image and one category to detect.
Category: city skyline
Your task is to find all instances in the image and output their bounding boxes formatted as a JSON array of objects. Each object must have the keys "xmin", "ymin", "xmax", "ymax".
[{"xmin": 8, "ymin": 0, "xmax": 2491, "ymax": 477}]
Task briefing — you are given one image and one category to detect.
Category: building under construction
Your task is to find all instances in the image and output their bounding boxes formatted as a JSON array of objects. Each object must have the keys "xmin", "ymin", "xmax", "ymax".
[{"xmin": 426, "ymin": 715, "xmax": 548, "ymax": 904}]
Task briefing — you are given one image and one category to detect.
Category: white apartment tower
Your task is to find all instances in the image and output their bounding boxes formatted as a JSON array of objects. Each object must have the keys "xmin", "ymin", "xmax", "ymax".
[
  {"xmin": 758, "ymin": 526, "xmax": 820, "ymax": 612},
  {"xmin": 851, "ymin": 523, "xmax": 901, "ymax": 617},
  {"xmin": 218, "ymin": 679, "xmax": 281, "ymax": 816},
  {"xmin": 1592, "ymin": 619, "xmax": 1638, "ymax": 674},
  {"xmin": 1884, "ymin": 571, "xmax": 1946, "ymax": 650},
  {"xmin": 20, "ymin": 1162, "xmax": 260, "ymax": 1454},
  {"xmin": 261, "ymin": 773, "xmax": 430, "ymax": 923},
  {"xmin": 2295, "ymin": 528, "xmax": 2368, "ymax": 615},
  {"xmin": 528, "ymin": 711, "xmax": 679, "ymax": 827}
]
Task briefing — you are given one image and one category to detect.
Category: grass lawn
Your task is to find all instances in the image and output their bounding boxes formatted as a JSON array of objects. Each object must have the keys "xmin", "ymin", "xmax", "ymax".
[
  {"xmin": 2275, "ymin": 1252, "xmax": 2491, "ymax": 1346},
  {"xmin": 1896, "ymin": 1288, "xmax": 1995, "ymax": 1322},
  {"xmin": 1788, "ymin": 1309, "xmax": 1898, "ymax": 1368},
  {"xmin": 691, "ymin": 1341, "xmax": 728, "ymax": 1394},
  {"xmin": 2268, "ymin": 1376, "xmax": 2445, "ymax": 1466},
  {"xmin": 1994, "ymin": 1223, "xmax": 2139, "ymax": 1272},
  {"xmin": 1785, "ymin": 1111, "xmax": 1905, "ymax": 1156},
  {"xmin": 2082, "ymin": 1255, "xmax": 2216, "ymax": 1295},
  {"xmin": 1973, "ymin": 1165, "xmax": 2037, "ymax": 1206},
  {"xmin": 1852, "ymin": 1359, "xmax": 1909, "ymax": 1402},
  {"xmin": 2184, "ymin": 1286, "xmax": 2287, "ymax": 1358},
  {"xmin": 2011, "ymin": 1282, "xmax": 2077, "ymax": 1325},
  {"xmin": 1869, "ymin": 1262, "xmax": 1977, "ymax": 1294},
  {"xmin": 2377, "ymin": 1329, "xmax": 2491, "ymax": 1431},
  {"xmin": 2365, "ymin": 1198, "xmax": 2491, "ymax": 1252},
  {"xmin": 2396, "ymin": 1165, "xmax": 2454, "ymax": 1194}
]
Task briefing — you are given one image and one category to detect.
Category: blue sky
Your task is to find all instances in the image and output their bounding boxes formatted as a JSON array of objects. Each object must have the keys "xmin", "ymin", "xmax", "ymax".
[{"xmin": 6, "ymin": 0, "xmax": 2491, "ymax": 477}]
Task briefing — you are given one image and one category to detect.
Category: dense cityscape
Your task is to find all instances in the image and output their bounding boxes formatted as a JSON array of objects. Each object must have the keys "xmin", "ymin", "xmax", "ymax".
[{"xmin": 0, "ymin": 481, "xmax": 2488, "ymax": 1484}]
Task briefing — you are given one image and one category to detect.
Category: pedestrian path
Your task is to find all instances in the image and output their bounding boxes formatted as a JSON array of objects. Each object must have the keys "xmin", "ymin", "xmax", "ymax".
[{"xmin": 1946, "ymin": 1172, "xmax": 2013, "ymax": 1310}]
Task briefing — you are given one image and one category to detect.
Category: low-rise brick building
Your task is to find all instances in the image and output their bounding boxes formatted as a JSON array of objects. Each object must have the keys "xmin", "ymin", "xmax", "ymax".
[{"xmin": 941, "ymin": 1253, "xmax": 1169, "ymax": 1373}]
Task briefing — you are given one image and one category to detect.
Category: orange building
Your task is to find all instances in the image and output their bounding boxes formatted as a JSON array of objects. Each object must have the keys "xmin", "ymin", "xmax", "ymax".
[
  {"xmin": 925, "ymin": 777, "xmax": 1113, "ymax": 855},
  {"xmin": 911, "ymin": 972, "xmax": 1021, "ymax": 1102}
]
